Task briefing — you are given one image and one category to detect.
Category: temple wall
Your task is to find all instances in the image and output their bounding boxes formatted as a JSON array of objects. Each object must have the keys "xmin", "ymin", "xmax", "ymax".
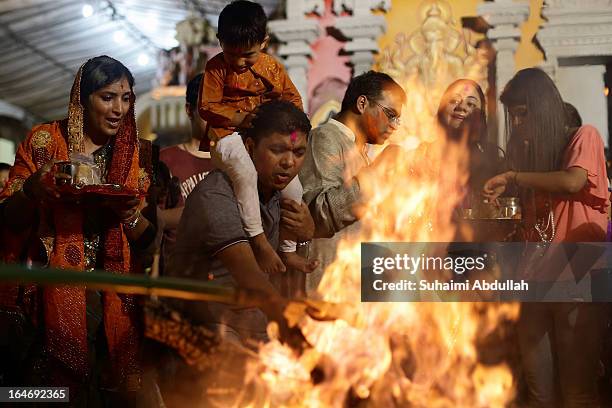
[
  {"xmin": 375, "ymin": 0, "xmax": 609, "ymax": 146},
  {"xmin": 306, "ymin": 0, "xmax": 352, "ymax": 118},
  {"xmin": 515, "ymin": 0, "xmax": 545, "ymax": 70},
  {"xmin": 377, "ymin": 0, "xmax": 545, "ymax": 73},
  {"xmin": 378, "ymin": 0, "xmax": 482, "ymax": 55},
  {"xmin": 557, "ymin": 65, "xmax": 608, "ymax": 144}
]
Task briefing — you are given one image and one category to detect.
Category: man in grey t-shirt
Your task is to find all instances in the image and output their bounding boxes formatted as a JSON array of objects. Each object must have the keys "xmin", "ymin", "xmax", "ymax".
[{"xmin": 168, "ymin": 100, "xmax": 314, "ymax": 344}]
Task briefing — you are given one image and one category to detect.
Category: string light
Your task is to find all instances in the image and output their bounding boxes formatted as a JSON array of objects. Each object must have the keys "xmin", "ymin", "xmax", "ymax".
[
  {"xmin": 138, "ymin": 53, "xmax": 150, "ymax": 66},
  {"xmin": 104, "ymin": 1, "xmax": 160, "ymax": 53},
  {"xmin": 82, "ymin": 4, "xmax": 94, "ymax": 18},
  {"xmin": 113, "ymin": 30, "xmax": 126, "ymax": 44}
]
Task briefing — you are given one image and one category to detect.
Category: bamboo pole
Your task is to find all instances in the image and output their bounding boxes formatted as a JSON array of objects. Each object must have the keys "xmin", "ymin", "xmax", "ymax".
[
  {"xmin": 0, "ymin": 263, "xmax": 236, "ymax": 303},
  {"xmin": 0, "ymin": 263, "xmax": 353, "ymax": 323}
]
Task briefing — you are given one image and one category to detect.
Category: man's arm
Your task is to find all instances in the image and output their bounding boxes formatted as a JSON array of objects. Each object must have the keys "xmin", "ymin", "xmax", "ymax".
[
  {"xmin": 307, "ymin": 179, "xmax": 361, "ymax": 239},
  {"xmin": 216, "ymin": 242, "xmax": 280, "ymax": 297},
  {"xmin": 183, "ymin": 175, "xmax": 284, "ymax": 306},
  {"xmin": 301, "ymin": 130, "xmax": 361, "ymax": 238},
  {"xmin": 215, "ymin": 242, "xmax": 287, "ymax": 324}
]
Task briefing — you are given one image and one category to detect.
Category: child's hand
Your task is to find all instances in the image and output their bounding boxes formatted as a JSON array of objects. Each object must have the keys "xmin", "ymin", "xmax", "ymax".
[
  {"xmin": 240, "ymin": 112, "xmax": 257, "ymax": 129},
  {"xmin": 230, "ymin": 111, "xmax": 254, "ymax": 128}
]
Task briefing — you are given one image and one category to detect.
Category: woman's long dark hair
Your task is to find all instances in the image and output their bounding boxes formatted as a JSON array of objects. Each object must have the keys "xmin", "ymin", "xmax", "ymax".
[
  {"xmin": 501, "ymin": 68, "xmax": 568, "ymax": 172},
  {"xmin": 80, "ymin": 55, "xmax": 134, "ymax": 105},
  {"xmin": 437, "ymin": 79, "xmax": 487, "ymax": 143}
]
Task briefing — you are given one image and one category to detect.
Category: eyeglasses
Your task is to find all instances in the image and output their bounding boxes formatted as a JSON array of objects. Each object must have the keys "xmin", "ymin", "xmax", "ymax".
[{"xmin": 369, "ymin": 99, "xmax": 401, "ymax": 126}]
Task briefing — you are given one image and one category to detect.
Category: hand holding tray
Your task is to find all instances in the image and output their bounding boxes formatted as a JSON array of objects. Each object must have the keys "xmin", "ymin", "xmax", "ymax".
[{"xmin": 55, "ymin": 183, "xmax": 142, "ymax": 201}]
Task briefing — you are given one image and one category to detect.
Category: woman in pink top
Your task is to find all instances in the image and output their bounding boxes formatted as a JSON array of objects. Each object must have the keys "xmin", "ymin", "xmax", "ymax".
[{"xmin": 483, "ymin": 68, "xmax": 610, "ymax": 407}]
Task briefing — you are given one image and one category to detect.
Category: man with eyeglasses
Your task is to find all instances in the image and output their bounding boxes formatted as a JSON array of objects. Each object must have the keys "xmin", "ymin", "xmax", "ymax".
[{"xmin": 299, "ymin": 70, "xmax": 406, "ymax": 293}]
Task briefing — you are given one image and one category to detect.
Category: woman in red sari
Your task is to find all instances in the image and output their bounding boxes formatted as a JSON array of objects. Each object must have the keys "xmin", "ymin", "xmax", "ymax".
[{"xmin": 0, "ymin": 56, "xmax": 156, "ymax": 404}]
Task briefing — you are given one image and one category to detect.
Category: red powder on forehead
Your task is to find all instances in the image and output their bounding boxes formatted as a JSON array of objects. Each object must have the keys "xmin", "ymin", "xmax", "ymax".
[{"xmin": 290, "ymin": 131, "xmax": 298, "ymax": 143}]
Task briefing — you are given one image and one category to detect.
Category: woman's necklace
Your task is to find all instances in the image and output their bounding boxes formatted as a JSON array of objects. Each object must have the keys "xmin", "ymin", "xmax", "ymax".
[{"xmin": 534, "ymin": 199, "xmax": 556, "ymax": 242}]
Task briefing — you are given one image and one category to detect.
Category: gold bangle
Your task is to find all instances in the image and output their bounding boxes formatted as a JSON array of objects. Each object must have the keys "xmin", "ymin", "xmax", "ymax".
[{"xmin": 122, "ymin": 210, "xmax": 141, "ymax": 230}]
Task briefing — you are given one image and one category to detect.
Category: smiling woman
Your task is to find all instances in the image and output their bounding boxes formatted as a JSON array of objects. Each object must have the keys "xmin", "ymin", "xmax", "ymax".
[
  {"xmin": 80, "ymin": 58, "xmax": 134, "ymax": 151},
  {"xmin": 436, "ymin": 79, "xmax": 507, "ymax": 224},
  {"xmin": 0, "ymin": 56, "xmax": 157, "ymax": 404},
  {"xmin": 437, "ymin": 78, "xmax": 487, "ymax": 143}
]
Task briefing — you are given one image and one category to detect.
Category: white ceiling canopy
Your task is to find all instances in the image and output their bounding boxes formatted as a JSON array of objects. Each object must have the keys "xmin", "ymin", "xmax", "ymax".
[{"xmin": 0, "ymin": 0, "xmax": 280, "ymax": 121}]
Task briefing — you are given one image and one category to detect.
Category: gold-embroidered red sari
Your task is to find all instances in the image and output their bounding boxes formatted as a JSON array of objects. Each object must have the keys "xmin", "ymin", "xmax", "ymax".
[{"xmin": 0, "ymin": 62, "xmax": 148, "ymax": 387}]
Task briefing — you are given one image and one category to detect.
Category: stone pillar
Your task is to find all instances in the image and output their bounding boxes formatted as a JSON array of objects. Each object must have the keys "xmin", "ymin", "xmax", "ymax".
[
  {"xmin": 536, "ymin": 0, "xmax": 612, "ymax": 145},
  {"xmin": 333, "ymin": 0, "xmax": 390, "ymax": 75},
  {"xmin": 537, "ymin": 0, "xmax": 612, "ymax": 63},
  {"xmin": 268, "ymin": 0, "xmax": 323, "ymax": 112},
  {"xmin": 478, "ymin": 0, "xmax": 530, "ymax": 149}
]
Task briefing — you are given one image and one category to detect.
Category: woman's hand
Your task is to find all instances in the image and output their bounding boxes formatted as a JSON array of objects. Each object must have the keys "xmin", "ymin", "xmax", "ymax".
[
  {"xmin": 22, "ymin": 160, "xmax": 71, "ymax": 202},
  {"xmin": 280, "ymin": 199, "xmax": 315, "ymax": 242},
  {"xmin": 103, "ymin": 196, "xmax": 141, "ymax": 223},
  {"xmin": 482, "ymin": 171, "xmax": 515, "ymax": 202}
]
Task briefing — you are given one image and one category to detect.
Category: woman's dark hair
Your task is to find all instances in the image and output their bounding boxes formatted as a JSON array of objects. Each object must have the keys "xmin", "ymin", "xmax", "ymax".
[
  {"xmin": 242, "ymin": 100, "xmax": 311, "ymax": 144},
  {"xmin": 341, "ymin": 70, "xmax": 405, "ymax": 112},
  {"xmin": 217, "ymin": 0, "xmax": 267, "ymax": 48},
  {"xmin": 80, "ymin": 55, "xmax": 134, "ymax": 105},
  {"xmin": 437, "ymin": 79, "xmax": 487, "ymax": 143},
  {"xmin": 501, "ymin": 68, "xmax": 568, "ymax": 172}
]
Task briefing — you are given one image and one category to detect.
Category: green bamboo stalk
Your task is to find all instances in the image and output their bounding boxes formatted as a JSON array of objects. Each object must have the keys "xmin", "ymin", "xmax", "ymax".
[
  {"xmin": 0, "ymin": 263, "xmax": 236, "ymax": 303},
  {"xmin": 0, "ymin": 263, "xmax": 349, "ymax": 322}
]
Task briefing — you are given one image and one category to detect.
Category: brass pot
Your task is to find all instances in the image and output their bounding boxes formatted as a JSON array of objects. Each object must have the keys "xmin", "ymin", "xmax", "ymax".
[{"xmin": 461, "ymin": 197, "xmax": 521, "ymax": 220}]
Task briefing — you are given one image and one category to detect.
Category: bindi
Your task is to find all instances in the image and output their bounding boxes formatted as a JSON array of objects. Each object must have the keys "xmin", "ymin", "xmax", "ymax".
[{"xmin": 290, "ymin": 130, "xmax": 298, "ymax": 144}]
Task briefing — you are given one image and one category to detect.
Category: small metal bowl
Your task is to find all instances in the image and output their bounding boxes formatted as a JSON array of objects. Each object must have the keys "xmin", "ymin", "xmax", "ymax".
[{"xmin": 461, "ymin": 197, "xmax": 522, "ymax": 220}]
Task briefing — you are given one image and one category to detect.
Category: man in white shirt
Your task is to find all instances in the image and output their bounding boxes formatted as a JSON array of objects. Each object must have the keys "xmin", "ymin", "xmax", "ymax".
[{"xmin": 300, "ymin": 70, "xmax": 406, "ymax": 293}]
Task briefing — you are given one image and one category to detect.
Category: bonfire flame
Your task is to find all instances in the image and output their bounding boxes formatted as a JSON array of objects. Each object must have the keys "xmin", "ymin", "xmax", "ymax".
[
  {"xmin": 195, "ymin": 43, "xmax": 519, "ymax": 405},
  {"xmin": 234, "ymin": 71, "xmax": 520, "ymax": 406}
]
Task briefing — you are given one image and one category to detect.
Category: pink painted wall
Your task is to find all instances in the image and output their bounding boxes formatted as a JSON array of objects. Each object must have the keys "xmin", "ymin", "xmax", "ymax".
[{"xmin": 306, "ymin": 0, "xmax": 352, "ymax": 116}]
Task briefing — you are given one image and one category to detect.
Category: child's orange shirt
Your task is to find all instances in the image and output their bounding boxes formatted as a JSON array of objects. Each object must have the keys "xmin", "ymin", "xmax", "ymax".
[{"xmin": 198, "ymin": 52, "xmax": 303, "ymax": 141}]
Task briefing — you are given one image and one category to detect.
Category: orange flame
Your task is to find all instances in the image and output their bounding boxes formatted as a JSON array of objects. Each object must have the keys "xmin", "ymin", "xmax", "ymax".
[
  {"xmin": 189, "ymin": 24, "xmax": 521, "ymax": 403},
  {"xmin": 232, "ymin": 69, "xmax": 520, "ymax": 407}
]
